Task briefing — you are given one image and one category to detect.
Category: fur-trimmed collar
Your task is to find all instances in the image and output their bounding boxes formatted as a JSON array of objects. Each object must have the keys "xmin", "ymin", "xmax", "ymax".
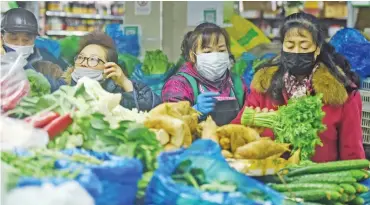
[{"xmin": 251, "ymin": 63, "xmax": 348, "ymax": 105}]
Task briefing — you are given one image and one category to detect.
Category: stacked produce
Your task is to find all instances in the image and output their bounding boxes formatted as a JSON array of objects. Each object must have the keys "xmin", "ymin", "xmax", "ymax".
[
  {"xmin": 141, "ymin": 50, "xmax": 174, "ymax": 75},
  {"xmin": 144, "ymin": 101, "xmax": 199, "ymax": 151},
  {"xmin": 241, "ymin": 94, "xmax": 326, "ymax": 161},
  {"xmin": 267, "ymin": 159, "xmax": 370, "ymax": 205},
  {"xmin": 25, "ymin": 69, "xmax": 51, "ymax": 97}
]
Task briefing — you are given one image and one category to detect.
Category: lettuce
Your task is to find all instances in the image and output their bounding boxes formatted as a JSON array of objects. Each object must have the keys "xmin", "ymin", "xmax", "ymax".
[{"xmin": 26, "ymin": 69, "xmax": 51, "ymax": 97}]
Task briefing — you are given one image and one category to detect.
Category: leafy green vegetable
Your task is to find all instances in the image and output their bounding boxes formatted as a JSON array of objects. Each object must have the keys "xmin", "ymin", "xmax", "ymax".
[
  {"xmin": 25, "ymin": 69, "xmax": 51, "ymax": 97},
  {"xmin": 118, "ymin": 53, "xmax": 140, "ymax": 77},
  {"xmin": 142, "ymin": 50, "xmax": 174, "ymax": 75},
  {"xmin": 241, "ymin": 94, "xmax": 326, "ymax": 160}
]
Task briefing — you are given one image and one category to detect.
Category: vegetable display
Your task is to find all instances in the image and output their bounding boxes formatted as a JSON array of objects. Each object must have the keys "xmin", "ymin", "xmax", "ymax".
[
  {"xmin": 267, "ymin": 159, "xmax": 370, "ymax": 205},
  {"xmin": 141, "ymin": 50, "xmax": 174, "ymax": 75},
  {"xmin": 25, "ymin": 69, "xmax": 51, "ymax": 97},
  {"xmin": 241, "ymin": 94, "xmax": 326, "ymax": 161}
]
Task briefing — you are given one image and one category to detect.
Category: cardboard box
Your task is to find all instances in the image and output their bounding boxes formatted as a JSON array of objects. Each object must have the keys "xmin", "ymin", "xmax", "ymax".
[
  {"xmin": 324, "ymin": 2, "xmax": 348, "ymax": 18},
  {"xmin": 242, "ymin": 1, "xmax": 273, "ymax": 12}
]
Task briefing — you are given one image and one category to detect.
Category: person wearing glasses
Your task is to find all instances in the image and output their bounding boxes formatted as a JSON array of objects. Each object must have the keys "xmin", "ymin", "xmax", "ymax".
[{"xmin": 64, "ymin": 31, "xmax": 160, "ymax": 111}]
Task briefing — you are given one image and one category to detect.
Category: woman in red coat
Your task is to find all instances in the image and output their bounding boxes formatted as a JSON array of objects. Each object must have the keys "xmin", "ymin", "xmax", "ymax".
[{"xmin": 232, "ymin": 12, "xmax": 366, "ymax": 162}]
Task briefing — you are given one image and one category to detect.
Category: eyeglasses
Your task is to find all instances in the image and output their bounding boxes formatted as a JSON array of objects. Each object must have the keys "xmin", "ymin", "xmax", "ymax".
[{"xmin": 74, "ymin": 55, "xmax": 105, "ymax": 67}]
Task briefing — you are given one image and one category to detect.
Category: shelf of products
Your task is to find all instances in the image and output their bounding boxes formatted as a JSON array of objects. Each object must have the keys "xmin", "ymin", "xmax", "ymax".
[
  {"xmin": 42, "ymin": 1, "xmax": 125, "ymax": 37},
  {"xmin": 45, "ymin": 30, "xmax": 89, "ymax": 36},
  {"xmin": 45, "ymin": 11, "xmax": 123, "ymax": 21}
]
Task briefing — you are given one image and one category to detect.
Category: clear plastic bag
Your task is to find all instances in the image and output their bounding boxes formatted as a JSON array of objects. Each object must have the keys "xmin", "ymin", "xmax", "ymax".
[
  {"xmin": 0, "ymin": 116, "xmax": 49, "ymax": 151},
  {"xmin": 0, "ymin": 52, "xmax": 30, "ymax": 112},
  {"xmin": 5, "ymin": 181, "xmax": 95, "ymax": 205}
]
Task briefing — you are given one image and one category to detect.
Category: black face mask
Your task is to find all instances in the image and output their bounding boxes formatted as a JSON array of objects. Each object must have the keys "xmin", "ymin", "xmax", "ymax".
[{"xmin": 281, "ymin": 51, "xmax": 316, "ymax": 76}]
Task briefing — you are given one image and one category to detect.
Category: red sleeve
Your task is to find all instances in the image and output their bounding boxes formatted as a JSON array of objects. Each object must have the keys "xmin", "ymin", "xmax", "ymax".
[{"xmin": 339, "ymin": 91, "xmax": 366, "ymax": 160}]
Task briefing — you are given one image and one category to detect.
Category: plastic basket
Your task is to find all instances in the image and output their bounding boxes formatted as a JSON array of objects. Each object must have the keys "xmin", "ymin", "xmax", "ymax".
[
  {"xmin": 361, "ymin": 89, "xmax": 370, "ymax": 145},
  {"xmin": 362, "ymin": 78, "xmax": 370, "ymax": 90}
]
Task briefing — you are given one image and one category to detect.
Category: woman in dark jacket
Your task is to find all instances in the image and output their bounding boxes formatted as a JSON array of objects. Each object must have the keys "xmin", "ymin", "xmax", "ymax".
[{"xmin": 64, "ymin": 31, "xmax": 160, "ymax": 111}]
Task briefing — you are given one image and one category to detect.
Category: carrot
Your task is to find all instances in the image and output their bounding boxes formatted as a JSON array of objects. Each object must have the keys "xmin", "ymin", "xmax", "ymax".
[
  {"xmin": 43, "ymin": 113, "xmax": 73, "ymax": 139},
  {"xmin": 24, "ymin": 112, "xmax": 60, "ymax": 128}
]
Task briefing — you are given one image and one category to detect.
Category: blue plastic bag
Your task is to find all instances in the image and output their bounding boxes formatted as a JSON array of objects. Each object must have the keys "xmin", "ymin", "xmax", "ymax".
[
  {"xmin": 131, "ymin": 64, "xmax": 176, "ymax": 97},
  {"xmin": 35, "ymin": 37, "xmax": 61, "ymax": 59},
  {"xmin": 330, "ymin": 28, "xmax": 370, "ymax": 79},
  {"xmin": 55, "ymin": 149, "xmax": 143, "ymax": 205},
  {"xmin": 106, "ymin": 24, "xmax": 141, "ymax": 57},
  {"xmin": 360, "ymin": 178, "xmax": 370, "ymax": 204},
  {"xmin": 145, "ymin": 140, "xmax": 284, "ymax": 205},
  {"xmin": 17, "ymin": 169, "xmax": 102, "ymax": 199}
]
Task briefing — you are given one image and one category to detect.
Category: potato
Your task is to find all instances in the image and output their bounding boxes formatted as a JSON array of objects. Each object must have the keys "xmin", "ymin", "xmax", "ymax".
[
  {"xmin": 235, "ymin": 139, "xmax": 290, "ymax": 159},
  {"xmin": 230, "ymin": 134, "xmax": 246, "ymax": 153},
  {"xmin": 164, "ymin": 143, "xmax": 179, "ymax": 151},
  {"xmin": 219, "ymin": 137, "xmax": 231, "ymax": 150},
  {"xmin": 144, "ymin": 115, "xmax": 185, "ymax": 147},
  {"xmin": 200, "ymin": 116, "xmax": 218, "ymax": 143},
  {"xmin": 150, "ymin": 128, "xmax": 170, "ymax": 145},
  {"xmin": 221, "ymin": 150, "xmax": 233, "ymax": 158},
  {"xmin": 216, "ymin": 124, "xmax": 260, "ymax": 144}
]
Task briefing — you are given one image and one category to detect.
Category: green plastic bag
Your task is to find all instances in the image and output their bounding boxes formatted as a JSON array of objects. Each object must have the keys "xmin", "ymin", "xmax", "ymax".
[
  {"xmin": 118, "ymin": 53, "xmax": 140, "ymax": 78},
  {"xmin": 59, "ymin": 36, "xmax": 81, "ymax": 65}
]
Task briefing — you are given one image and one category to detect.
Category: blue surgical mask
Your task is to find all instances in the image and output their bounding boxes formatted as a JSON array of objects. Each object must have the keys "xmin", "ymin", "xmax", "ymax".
[{"xmin": 71, "ymin": 67, "xmax": 104, "ymax": 82}]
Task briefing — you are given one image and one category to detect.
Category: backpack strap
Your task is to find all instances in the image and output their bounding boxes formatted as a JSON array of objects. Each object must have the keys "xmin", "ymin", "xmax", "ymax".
[
  {"xmin": 176, "ymin": 72, "xmax": 199, "ymax": 104},
  {"xmin": 231, "ymin": 73, "xmax": 245, "ymax": 107}
]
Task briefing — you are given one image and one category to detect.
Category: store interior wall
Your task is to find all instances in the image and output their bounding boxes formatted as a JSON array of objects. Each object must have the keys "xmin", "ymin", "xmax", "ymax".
[
  {"xmin": 124, "ymin": 1, "xmax": 162, "ymax": 59},
  {"xmin": 125, "ymin": 1, "xmax": 198, "ymax": 62}
]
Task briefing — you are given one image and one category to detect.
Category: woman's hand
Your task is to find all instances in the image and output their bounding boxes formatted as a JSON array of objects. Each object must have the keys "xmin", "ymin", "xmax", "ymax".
[
  {"xmin": 104, "ymin": 62, "xmax": 133, "ymax": 92},
  {"xmin": 249, "ymin": 106, "xmax": 274, "ymax": 134}
]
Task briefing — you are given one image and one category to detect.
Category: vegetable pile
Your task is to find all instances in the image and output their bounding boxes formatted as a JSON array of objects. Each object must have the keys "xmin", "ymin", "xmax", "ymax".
[
  {"xmin": 25, "ymin": 69, "xmax": 51, "ymax": 97},
  {"xmin": 142, "ymin": 50, "xmax": 174, "ymax": 75},
  {"xmin": 268, "ymin": 159, "xmax": 370, "ymax": 205},
  {"xmin": 1, "ymin": 149, "xmax": 102, "ymax": 182},
  {"xmin": 241, "ymin": 94, "xmax": 326, "ymax": 161}
]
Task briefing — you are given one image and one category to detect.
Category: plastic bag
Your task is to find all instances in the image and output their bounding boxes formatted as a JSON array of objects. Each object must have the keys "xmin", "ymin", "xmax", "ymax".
[
  {"xmin": 5, "ymin": 181, "xmax": 95, "ymax": 205},
  {"xmin": 145, "ymin": 139, "xmax": 284, "ymax": 205},
  {"xmin": 226, "ymin": 15, "xmax": 271, "ymax": 51},
  {"xmin": 0, "ymin": 52, "xmax": 30, "ymax": 112},
  {"xmin": 35, "ymin": 37, "xmax": 61, "ymax": 59},
  {"xmin": 55, "ymin": 149, "xmax": 143, "ymax": 205},
  {"xmin": 106, "ymin": 24, "xmax": 140, "ymax": 57},
  {"xmin": 360, "ymin": 178, "xmax": 370, "ymax": 204},
  {"xmin": 118, "ymin": 53, "xmax": 141, "ymax": 77},
  {"xmin": 16, "ymin": 169, "xmax": 102, "ymax": 200},
  {"xmin": 0, "ymin": 116, "xmax": 49, "ymax": 151},
  {"xmin": 330, "ymin": 28, "xmax": 370, "ymax": 79},
  {"xmin": 131, "ymin": 64, "xmax": 176, "ymax": 97},
  {"xmin": 59, "ymin": 36, "xmax": 80, "ymax": 65},
  {"xmin": 230, "ymin": 36, "xmax": 246, "ymax": 59}
]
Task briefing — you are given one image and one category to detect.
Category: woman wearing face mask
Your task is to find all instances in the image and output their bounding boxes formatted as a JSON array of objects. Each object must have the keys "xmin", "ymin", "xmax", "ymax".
[
  {"xmin": 64, "ymin": 31, "xmax": 160, "ymax": 111},
  {"xmin": 232, "ymin": 13, "xmax": 365, "ymax": 162},
  {"xmin": 162, "ymin": 23, "xmax": 248, "ymax": 126}
]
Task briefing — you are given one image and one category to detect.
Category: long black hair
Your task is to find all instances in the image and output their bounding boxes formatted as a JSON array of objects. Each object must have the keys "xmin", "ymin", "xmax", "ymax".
[
  {"xmin": 258, "ymin": 12, "xmax": 359, "ymax": 104},
  {"xmin": 180, "ymin": 22, "xmax": 234, "ymax": 63}
]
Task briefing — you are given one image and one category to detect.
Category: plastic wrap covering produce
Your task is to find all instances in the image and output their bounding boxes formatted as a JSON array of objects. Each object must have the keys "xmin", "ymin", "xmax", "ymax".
[
  {"xmin": 4, "ymin": 181, "xmax": 95, "ymax": 205},
  {"xmin": 131, "ymin": 64, "xmax": 176, "ymax": 97},
  {"xmin": 106, "ymin": 24, "xmax": 140, "ymax": 57},
  {"xmin": 35, "ymin": 37, "xmax": 61, "ymax": 59},
  {"xmin": 330, "ymin": 28, "xmax": 370, "ymax": 80},
  {"xmin": 0, "ymin": 52, "xmax": 30, "ymax": 112},
  {"xmin": 118, "ymin": 53, "xmax": 141, "ymax": 78},
  {"xmin": 0, "ymin": 116, "xmax": 49, "ymax": 151},
  {"xmin": 58, "ymin": 36, "xmax": 80, "ymax": 65},
  {"xmin": 145, "ymin": 139, "xmax": 283, "ymax": 205},
  {"xmin": 56, "ymin": 149, "xmax": 143, "ymax": 205}
]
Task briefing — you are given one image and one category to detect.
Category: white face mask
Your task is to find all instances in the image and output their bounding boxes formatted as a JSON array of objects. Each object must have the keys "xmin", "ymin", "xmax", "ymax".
[
  {"xmin": 4, "ymin": 42, "xmax": 34, "ymax": 60},
  {"xmin": 195, "ymin": 52, "xmax": 230, "ymax": 81},
  {"xmin": 71, "ymin": 67, "xmax": 104, "ymax": 82}
]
